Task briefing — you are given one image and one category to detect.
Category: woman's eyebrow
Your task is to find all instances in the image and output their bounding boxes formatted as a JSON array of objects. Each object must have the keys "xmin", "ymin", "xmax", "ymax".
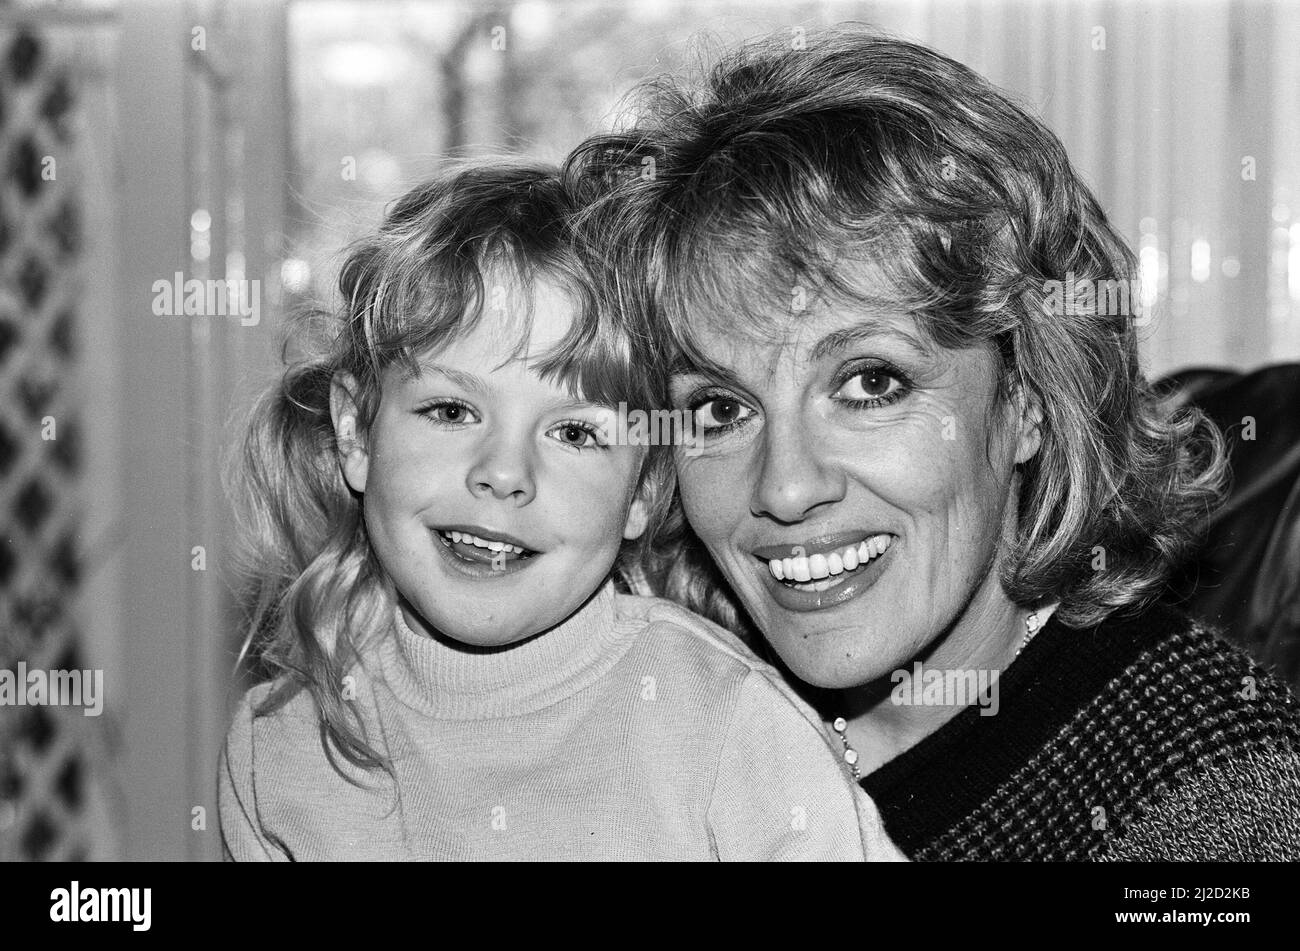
[
  {"xmin": 669, "ymin": 358, "xmax": 749, "ymax": 393},
  {"xmin": 544, "ymin": 395, "xmax": 611, "ymax": 413},
  {"xmin": 809, "ymin": 318, "xmax": 929, "ymax": 362}
]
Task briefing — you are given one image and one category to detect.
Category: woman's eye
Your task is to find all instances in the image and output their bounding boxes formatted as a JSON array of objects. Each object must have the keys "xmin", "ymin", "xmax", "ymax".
[
  {"xmin": 548, "ymin": 421, "xmax": 602, "ymax": 449},
  {"xmin": 833, "ymin": 368, "xmax": 903, "ymax": 403},
  {"xmin": 691, "ymin": 397, "xmax": 753, "ymax": 430}
]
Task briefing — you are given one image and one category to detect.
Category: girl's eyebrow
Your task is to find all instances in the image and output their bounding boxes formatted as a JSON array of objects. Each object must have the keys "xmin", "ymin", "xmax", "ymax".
[
  {"xmin": 416, "ymin": 361, "xmax": 607, "ymax": 413},
  {"xmin": 416, "ymin": 361, "xmax": 488, "ymax": 393}
]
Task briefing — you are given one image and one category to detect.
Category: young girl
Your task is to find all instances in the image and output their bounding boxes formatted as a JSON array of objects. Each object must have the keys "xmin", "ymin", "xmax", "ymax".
[{"xmin": 218, "ymin": 162, "xmax": 903, "ymax": 861}]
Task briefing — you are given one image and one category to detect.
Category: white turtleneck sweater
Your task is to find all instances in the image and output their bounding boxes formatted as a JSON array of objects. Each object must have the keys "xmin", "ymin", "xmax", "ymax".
[{"xmin": 218, "ymin": 582, "xmax": 904, "ymax": 861}]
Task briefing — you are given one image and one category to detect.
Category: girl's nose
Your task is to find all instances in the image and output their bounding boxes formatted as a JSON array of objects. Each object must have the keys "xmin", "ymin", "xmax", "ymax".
[{"xmin": 466, "ymin": 438, "xmax": 536, "ymax": 505}]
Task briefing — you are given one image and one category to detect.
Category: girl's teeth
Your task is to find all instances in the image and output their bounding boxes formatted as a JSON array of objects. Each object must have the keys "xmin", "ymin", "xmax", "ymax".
[
  {"xmin": 766, "ymin": 535, "xmax": 893, "ymax": 583},
  {"xmin": 443, "ymin": 530, "xmax": 525, "ymax": 555}
]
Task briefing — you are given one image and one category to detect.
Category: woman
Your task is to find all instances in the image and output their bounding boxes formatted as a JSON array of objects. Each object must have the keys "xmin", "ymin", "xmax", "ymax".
[{"xmin": 569, "ymin": 27, "xmax": 1300, "ymax": 859}]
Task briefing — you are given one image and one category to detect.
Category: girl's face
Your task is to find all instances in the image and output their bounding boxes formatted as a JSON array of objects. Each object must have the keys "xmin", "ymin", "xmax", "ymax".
[
  {"xmin": 334, "ymin": 278, "xmax": 649, "ymax": 648},
  {"xmin": 669, "ymin": 291, "xmax": 1040, "ymax": 690}
]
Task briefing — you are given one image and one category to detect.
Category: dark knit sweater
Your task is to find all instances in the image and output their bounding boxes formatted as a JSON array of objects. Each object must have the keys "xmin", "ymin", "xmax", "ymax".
[{"xmin": 860, "ymin": 602, "xmax": 1300, "ymax": 860}]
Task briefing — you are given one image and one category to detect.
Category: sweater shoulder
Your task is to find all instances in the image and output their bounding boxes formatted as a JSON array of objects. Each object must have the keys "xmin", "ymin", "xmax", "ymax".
[
  {"xmin": 227, "ymin": 677, "xmax": 321, "ymax": 738},
  {"xmin": 1019, "ymin": 601, "xmax": 1300, "ymax": 771},
  {"xmin": 611, "ymin": 591, "xmax": 777, "ymax": 681},
  {"xmin": 1104, "ymin": 608, "xmax": 1300, "ymax": 753},
  {"xmin": 222, "ymin": 676, "xmax": 347, "ymax": 779},
  {"xmin": 1095, "ymin": 611, "xmax": 1300, "ymax": 851},
  {"xmin": 610, "ymin": 591, "xmax": 828, "ymax": 733},
  {"xmin": 1035, "ymin": 611, "xmax": 1300, "ymax": 859},
  {"xmin": 869, "ymin": 603, "xmax": 1300, "ymax": 860},
  {"xmin": 222, "ymin": 671, "xmax": 390, "ymax": 808},
  {"xmin": 1103, "ymin": 747, "xmax": 1300, "ymax": 860}
]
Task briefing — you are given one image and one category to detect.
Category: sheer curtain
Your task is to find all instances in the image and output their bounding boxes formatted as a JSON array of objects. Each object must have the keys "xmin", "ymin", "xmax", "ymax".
[
  {"xmin": 866, "ymin": 0, "xmax": 1300, "ymax": 379},
  {"xmin": 287, "ymin": 0, "xmax": 1300, "ymax": 380}
]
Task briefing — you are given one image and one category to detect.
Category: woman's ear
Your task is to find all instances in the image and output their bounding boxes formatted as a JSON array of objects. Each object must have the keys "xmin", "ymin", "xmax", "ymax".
[
  {"xmin": 330, "ymin": 372, "xmax": 370, "ymax": 493},
  {"xmin": 1012, "ymin": 379, "xmax": 1045, "ymax": 465}
]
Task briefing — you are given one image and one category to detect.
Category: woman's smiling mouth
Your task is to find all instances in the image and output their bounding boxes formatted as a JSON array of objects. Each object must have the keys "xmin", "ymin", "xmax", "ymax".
[
  {"xmin": 765, "ymin": 533, "xmax": 892, "ymax": 588},
  {"xmin": 751, "ymin": 532, "xmax": 896, "ymax": 611}
]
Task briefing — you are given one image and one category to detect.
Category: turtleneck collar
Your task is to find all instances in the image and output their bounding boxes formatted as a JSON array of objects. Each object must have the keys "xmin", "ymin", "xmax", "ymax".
[{"xmin": 374, "ymin": 580, "xmax": 634, "ymax": 720}]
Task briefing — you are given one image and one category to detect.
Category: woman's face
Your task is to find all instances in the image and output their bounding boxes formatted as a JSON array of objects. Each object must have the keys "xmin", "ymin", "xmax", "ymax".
[{"xmin": 669, "ymin": 291, "xmax": 1040, "ymax": 689}]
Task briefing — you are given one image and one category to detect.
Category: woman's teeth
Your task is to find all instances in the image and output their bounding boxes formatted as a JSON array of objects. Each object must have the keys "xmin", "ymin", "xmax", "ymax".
[
  {"xmin": 767, "ymin": 535, "xmax": 892, "ymax": 587},
  {"xmin": 442, "ymin": 530, "xmax": 528, "ymax": 555}
]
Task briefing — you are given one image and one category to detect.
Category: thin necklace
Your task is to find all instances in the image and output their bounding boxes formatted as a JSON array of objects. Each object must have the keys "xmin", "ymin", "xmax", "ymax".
[{"xmin": 831, "ymin": 609, "xmax": 1046, "ymax": 781}]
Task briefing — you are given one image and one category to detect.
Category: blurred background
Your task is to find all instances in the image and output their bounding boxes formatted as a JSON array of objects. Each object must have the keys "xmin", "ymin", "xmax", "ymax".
[{"xmin": 2, "ymin": 0, "xmax": 1298, "ymax": 861}]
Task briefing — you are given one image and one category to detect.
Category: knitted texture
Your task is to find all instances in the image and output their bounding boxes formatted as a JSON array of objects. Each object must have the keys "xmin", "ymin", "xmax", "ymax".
[
  {"xmin": 861, "ymin": 602, "xmax": 1300, "ymax": 860},
  {"xmin": 219, "ymin": 584, "xmax": 904, "ymax": 861}
]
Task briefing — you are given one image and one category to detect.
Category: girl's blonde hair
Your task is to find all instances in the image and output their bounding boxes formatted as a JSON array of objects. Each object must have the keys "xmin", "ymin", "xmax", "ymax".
[{"xmin": 227, "ymin": 162, "xmax": 674, "ymax": 776}]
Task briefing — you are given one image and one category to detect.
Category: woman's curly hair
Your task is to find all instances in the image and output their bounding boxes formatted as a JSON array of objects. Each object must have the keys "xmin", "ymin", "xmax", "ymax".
[{"xmin": 566, "ymin": 26, "xmax": 1227, "ymax": 634}]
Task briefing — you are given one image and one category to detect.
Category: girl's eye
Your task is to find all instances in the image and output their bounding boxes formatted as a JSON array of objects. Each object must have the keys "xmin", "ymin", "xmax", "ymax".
[
  {"xmin": 691, "ymin": 396, "xmax": 754, "ymax": 432},
  {"xmin": 832, "ymin": 367, "xmax": 906, "ymax": 405},
  {"xmin": 548, "ymin": 421, "xmax": 603, "ymax": 450},
  {"xmin": 419, "ymin": 400, "xmax": 478, "ymax": 425}
]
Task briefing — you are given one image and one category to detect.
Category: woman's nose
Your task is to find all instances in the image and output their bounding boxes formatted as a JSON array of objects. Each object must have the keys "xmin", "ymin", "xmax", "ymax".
[
  {"xmin": 466, "ymin": 435, "xmax": 536, "ymax": 505},
  {"xmin": 749, "ymin": 416, "xmax": 846, "ymax": 523}
]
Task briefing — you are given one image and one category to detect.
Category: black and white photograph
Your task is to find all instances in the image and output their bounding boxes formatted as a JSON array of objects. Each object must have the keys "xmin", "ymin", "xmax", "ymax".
[{"xmin": 1, "ymin": 0, "xmax": 1299, "ymax": 923}]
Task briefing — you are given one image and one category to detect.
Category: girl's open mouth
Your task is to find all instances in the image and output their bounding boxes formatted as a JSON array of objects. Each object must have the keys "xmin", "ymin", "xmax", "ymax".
[{"xmin": 434, "ymin": 527, "xmax": 537, "ymax": 568}]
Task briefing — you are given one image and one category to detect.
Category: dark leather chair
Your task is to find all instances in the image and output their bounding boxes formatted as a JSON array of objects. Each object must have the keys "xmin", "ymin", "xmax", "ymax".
[{"xmin": 1160, "ymin": 364, "xmax": 1300, "ymax": 694}]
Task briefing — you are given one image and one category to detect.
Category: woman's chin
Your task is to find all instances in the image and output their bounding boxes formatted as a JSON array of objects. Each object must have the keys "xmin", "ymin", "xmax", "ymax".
[{"xmin": 761, "ymin": 620, "xmax": 905, "ymax": 691}]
